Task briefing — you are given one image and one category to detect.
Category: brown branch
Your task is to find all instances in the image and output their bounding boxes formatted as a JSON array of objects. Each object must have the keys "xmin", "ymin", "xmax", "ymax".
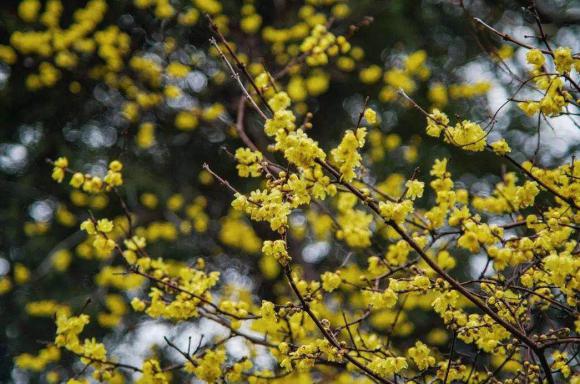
[
  {"xmin": 316, "ymin": 158, "xmax": 558, "ymax": 384},
  {"xmin": 209, "ymin": 37, "xmax": 268, "ymax": 121},
  {"xmin": 206, "ymin": 14, "xmax": 273, "ymax": 115},
  {"xmin": 130, "ymin": 267, "xmax": 258, "ymax": 321},
  {"xmin": 235, "ymin": 97, "xmax": 259, "ymax": 152},
  {"xmin": 283, "ymin": 266, "xmax": 394, "ymax": 384},
  {"xmin": 473, "ymin": 17, "xmax": 579, "ymax": 59},
  {"xmin": 397, "ymin": 91, "xmax": 579, "ymax": 210}
]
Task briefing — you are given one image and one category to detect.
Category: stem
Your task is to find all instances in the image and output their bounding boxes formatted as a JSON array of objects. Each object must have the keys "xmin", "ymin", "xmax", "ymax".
[
  {"xmin": 284, "ymin": 266, "xmax": 394, "ymax": 384},
  {"xmin": 315, "ymin": 158, "xmax": 561, "ymax": 383}
]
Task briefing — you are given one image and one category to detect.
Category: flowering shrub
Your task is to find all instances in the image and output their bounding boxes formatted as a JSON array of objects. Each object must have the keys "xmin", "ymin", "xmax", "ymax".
[{"xmin": 1, "ymin": 1, "xmax": 579, "ymax": 383}]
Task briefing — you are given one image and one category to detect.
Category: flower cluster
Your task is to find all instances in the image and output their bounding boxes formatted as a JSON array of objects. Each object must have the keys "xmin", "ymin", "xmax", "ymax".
[
  {"xmin": 7, "ymin": 2, "xmax": 580, "ymax": 384},
  {"xmin": 52, "ymin": 159, "xmax": 124, "ymax": 194},
  {"xmin": 262, "ymin": 239, "xmax": 291, "ymax": 266},
  {"xmin": 517, "ymin": 48, "xmax": 577, "ymax": 116},
  {"xmin": 330, "ymin": 127, "xmax": 367, "ymax": 182},
  {"xmin": 300, "ymin": 25, "xmax": 349, "ymax": 67},
  {"xmin": 426, "ymin": 109, "xmax": 488, "ymax": 152},
  {"xmin": 80, "ymin": 218, "xmax": 116, "ymax": 256},
  {"xmin": 235, "ymin": 148, "xmax": 263, "ymax": 177}
]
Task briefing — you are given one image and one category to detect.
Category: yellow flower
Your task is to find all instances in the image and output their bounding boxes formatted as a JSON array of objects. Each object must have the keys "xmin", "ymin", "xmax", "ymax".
[
  {"xmin": 14, "ymin": 263, "xmax": 31, "ymax": 284},
  {"xmin": 235, "ymin": 148, "xmax": 263, "ymax": 177},
  {"xmin": 321, "ymin": 272, "xmax": 341, "ymax": 292},
  {"xmin": 51, "ymin": 157, "xmax": 68, "ymax": 183},
  {"xmin": 184, "ymin": 349, "xmax": 226, "ymax": 382},
  {"xmin": 241, "ymin": 14, "xmax": 262, "ymax": 34},
  {"xmin": 137, "ymin": 122, "xmax": 156, "ymax": 149},
  {"xmin": 54, "ymin": 51, "xmax": 77, "ymax": 69},
  {"xmin": 175, "ymin": 111, "xmax": 198, "ymax": 130},
  {"xmin": 166, "ymin": 194, "xmax": 184, "ymax": 211},
  {"xmin": 268, "ymin": 92, "xmax": 291, "ymax": 112},
  {"xmin": 336, "ymin": 207, "xmax": 373, "ymax": 248},
  {"xmin": 140, "ymin": 193, "xmax": 158, "ymax": 209},
  {"xmin": 408, "ymin": 341, "xmax": 436, "ymax": 370},
  {"xmin": 518, "ymin": 101, "xmax": 540, "ymax": 116},
  {"xmin": 359, "ymin": 65, "xmax": 382, "ymax": 84},
  {"xmin": 46, "ymin": 371, "xmax": 60, "ymax": 383},
  {"xmin": 214, "ymin": 98, "xmax": 235, "ymax": 120},
  {"xmin": 80, "ymin": 219, "xmax": 96, "ymax": 235},
  {"xmin": 69, "ymin": 173, "xmax": 84, "ymax": 188},
  {"xmin": 109, "ymin": 160, "xmax": 122, "ymax": 172},
  {"xmin": 278, "ymin": 129, "xmax": 326, "ymax": 169},
  {"xmin": 54, "ymin": 157, "xmax": 68, "ymax": 168},
  {"xmin": 332, "ymin": 3, "xmax": 350, "ymax": 19},
  {"xmin": 405, "ymin": 50, "xmax": 428, "ymax": 76},
  {"xmin": 526, "ymin": 49, "xmax": 545, "ymax": 67},
  {"xmin": 18, "ymin": 0, "xmax": 41, "ymax": 23},
  {"xmin": 96, "ymin": 219, "xmax": 114, "ymax": 233},
  {"xmin": 379, "ymin": 200, "xmax": 414, "ymax": 224},
  {"xmin": 79, "ymin": 338, "xmax": 107, "ymax": 365},
  {"xmin": 496, "ymin": 44, "xmax": 514, "ymax": 60},
  {"xmin": 166, "ymin": 62, "xmax": 189, "ymax": 78},
  {"xmin": 364, "ymin": 108, "xmax": 377, "ymax": 125},
  {"xmin": 264, "ymin": 110, "xmax": 296, "ymax": 136},
  {"xmin": 131, "ymin": 298, "xmax": 146, "ymax": 312},
  {"xmin": 305, "ymin": 70, "xmax": 330, "ymax": 96},
  {"xmin": 384, "ymin": 68, "xmax": 416, "ymax": 92},
  {"xmin": 428, "ymin": 83, "xmax": 448, "ymax": 107},
  {"xmin": 52, "ymin": 249, "xmax": 72, "ymax": 272},
  {"xmin": 55, "ymin": 206, "xmax": 75, "ymax": 227},
  {"xmin": 0, "ymin": 45, "xmax": 17, "ymax": 65},
  {"xmin": 178, "ymin": 8, "xmax": 200, "ymax": 26},
  {"xmin": 54, "ymin": 313, "xmax": 90, "ymax": 352},
  {"xmin": 330, "ymin": 128, "xmax": 366, "ymax": 182},
  {"xmin": 426, "ymin": 109, "xmax": 448, "ymax": 138},
  {"xmin": 262, "ymin": 240, "xmax": 291, "ymax": 266},
  {"xmin": 287, "ymin": 76, "xmax": 307, "ymax": 101},
  {"xmin": 449, "ymin": 82, "xmax": 491, "ymax": 99},
  {"xmin": 194, "ymin": 0, "xmax": 222, "ymax": 15},
  {"xmin": 554, "ymin": 47, "xmax": 573, "ymax": 73},
  {"xmin": 405, "ymin": 179, "xmax": 424, "ymax": 200},
  {"xmin": 491, "ymin": 138, "xmax": 511, "ymax": 155},
  {"xmin": 15, "ymin": 345, "xmax": 60, "ymax": 372},
  {"xmin": 445, "ymin": 120, "xmax": 486, "ymax": 151},
  {"xmin": 0, "ymin": 276, "xmax": 12, "ymax": 295}
]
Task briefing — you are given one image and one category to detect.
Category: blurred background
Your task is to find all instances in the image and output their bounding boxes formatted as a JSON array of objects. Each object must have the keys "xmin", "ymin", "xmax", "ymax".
[{"xmin": 0, "ymin": 0, "xmax": 578, "ymax": 382}]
